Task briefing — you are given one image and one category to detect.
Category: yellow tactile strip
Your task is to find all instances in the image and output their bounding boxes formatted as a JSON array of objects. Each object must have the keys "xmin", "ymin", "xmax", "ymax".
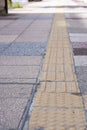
[
  {"xmin": 29, "ymin": 108, "xmax": 86, "ymax": 130},
  {"xmin": 38, "ymin": 82, "xmax": 80, "ymax": 93},
  {"xmin": 40, "ymin": 15, "xmax": 76, "ymax": 82},
  {"xmin": 29, "ymin": 1, "xmax": 86, "ymax": 129},
  {"xmin": 34, "ymin": 92, "xmax": 83, "ymax": 108},
  {"xmin": 41, "ymin": 64, "xmax": 77, "ymax": 82}
]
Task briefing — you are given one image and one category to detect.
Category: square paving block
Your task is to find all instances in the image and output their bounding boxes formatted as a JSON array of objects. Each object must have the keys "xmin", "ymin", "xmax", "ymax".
[
  {"xmin": 0, "ymin": 66, "xmax": 40, "ymax": 79},
  {"xmin": 65, "ymin": 13, "xmax": 87, "ymax": 19},
  {"xmin": 0, "ymin": 56, "xmax": 42, "ymax": 65},
  {"xmin": 0, "ymin": 20, "xmax": 13, "ymax": 29},
  {"xmin": 0, "ymin": 78, "xmax": 36, "ymax": 84},
  {"xmin": 74, "ymin": 56, "xmax": 87, "ymax": 66},
  {"xmin": 72, "ymin": 42, "xmax": 87, "ymax": 48},
  {"xmin": 78, "ymin": 81, "xmax": 87, "ymax": 94},
  {"xmin": 38, "ymin": 13, "xmax": 54, "ymax": 18},
  {"xmin": 30, "ymin": 20, "xmax": 52, "ymax": 27},
  {"xmin": 69, "ymin": 33, "xmax": 87, "ymax": 37},
  {"xmin": 76, "ymin": 66, "xmax": 87, "ymax": 94},
  {"xmin": 73, "ymin": 48, "xmax": 87, "ymax": 55},
  {"xmin": 68, "ymin": 28, "xmax": 87, "ymax": 33},
  {"xmin": 26, "ymin": 25, "xmax": 51, "ymax": 32},
  {"xmin": 1, "ymin": 42, "xmax": 47, "ymax": 56},
  {"xmin": 0, "ymin": 84, "xmax": 34, "ymax": 98},
  {"xmin": 9, "ymin": 20, "xmax": 32, "ymax": 28},
  {"xmin": 0, "ymin": 98, "xmax": 28, "ymax": 130},
  {"xmin": 0, "ymin": 35, "xmax": 18, "ymax": 43},
  {"xmin": 70, "ymin": 36, "xmax": 87, "ymax": 42},
  {"xmin": 0, "ymin": 43, "xmax": 10, "ymax": 53},
  {"xmin": 76, "ymin": 66, "xmax": 87, "ymax": 82},
  {"xmin": 0, "ymin": 29, "xmax": 22, "ymax": 35},
  {"xmin": 16, "ymin": 33, "xmax": 49, "ymax": 43},
  {"xmin": 67, "ymin": 20, "xmax": 87, "ymax": 28}
]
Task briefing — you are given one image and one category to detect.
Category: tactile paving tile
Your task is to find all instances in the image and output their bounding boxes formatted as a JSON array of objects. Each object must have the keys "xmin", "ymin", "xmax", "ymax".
[
  {"xmin": 40, "ymin": 70, "xmax": 76, "ymax": 82},
  {"xmin": 38, "ymin": 82, "xmax": 80, "ymax": 93},
  {"xmin": 29, "ymin": 108, "xmax": 86, "ymax": 130},
  {"xmin": 34, "ymin": 92, "xmax": 83, "ymax": 108},
  {"xmin": 40, "ymin": 53, "xmax": 76, "ymax": 81}
]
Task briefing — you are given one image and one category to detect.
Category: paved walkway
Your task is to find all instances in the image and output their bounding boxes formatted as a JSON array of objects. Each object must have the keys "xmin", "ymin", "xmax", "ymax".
[
  {"xmin": 0, "ymin": 0, "xmax": 87, "ymax": 130},
  {"xmin": 29, "ymin": 0, "xmax": 87, "ymax": 130},
  {"xmin": 0, "ymin": 0, "xmax": 57, "ymax": 130}
]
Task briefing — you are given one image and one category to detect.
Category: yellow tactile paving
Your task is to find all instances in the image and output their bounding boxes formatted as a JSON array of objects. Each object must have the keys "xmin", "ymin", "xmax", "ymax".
[
  {"xmin": 29, "ymin": 0, "xmax": 86, "ymax": 129},
  {"xmin": 34, "ymin": 93, "xmax": 83, "ymax": 108},
  {"xmin": 38, "ymin": 82, "xmax": 80, "ymax": 93},
  {"xmin": 40, "ymin": 69, "xmax": 76, "ymax": 81},
  {"xmin": 29, "ymin": 108, "xmax": 86, "ymax": 130},
  {"xmin": 57, "ymin": 57, "xmax": 64, "ymax": 64}
]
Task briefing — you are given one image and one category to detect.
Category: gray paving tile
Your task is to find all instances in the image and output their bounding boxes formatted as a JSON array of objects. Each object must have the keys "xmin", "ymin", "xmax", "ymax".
[
  {"xmin": 18, "ymin": 14, "xmax": 40, "ymax": 19},
  {"xmin": 78, "ymin": 81, "xmax": 87, "ymax": 94},
  {"xmin": 85, "ymin": 110, "xmax": 87, "ymax": 124},
  {"xmin": 0, "ymin": 98, "xmax": 28, "ymax": 130},
  {"xmin": 25, "ymin": 25, "xmax": 52, "ymax": 32},
  {"xmin": 22, "ymin": 31, "xmax": 50, "ymax": 37},
  {"xmin": 0, "ymin": 84, "xmax": 33, "ymax": 98},
  {"xmin": 5, "ymin": 21, "xmax": 32, "ymax": 30},
  {"xmin": 0, "ymin": 17, "xmax": 18, "ymax": 20},
  {"xmin": 76, "ymin": 66, "xmax": 87, "ymax": 94},
  {"xmin": 76, "ymin": 66, "xmax": 87, "ymax": 82},
  {"xmin": 0, "ymin": 78, "xmax": 36, "ymax": 84},
  {"xmin": 0, "ymin": 66, "xmax": 40, "ymax": 79},
  {"xmin": 73, "ymin": 48, "xmax": 87, "ymax": 55},
  {"xmin": 70, "ymin": 36, "xmax": 87, "ymax": 42},
  {"xmin": 9, "ymin": 20, "xmax": 32, "ymax": 26},
  {"xmin": 0, "ymin": 29, "xmax": 23, "ymax": 35},
  {"xmin": 20, "ymin": 31, "xmax": 49, "ymax": 37},
  {"xmin": 1, "ymin": 42, "xmax": 47, "ymax": 56},
  {"xmin": 0, "ymin": 20, "xmax": 13, "ymax": 29},
  {"xmin": 0, "ymin": 56, "xmax": 42, "ymax": 65},
  {"xmin": 72, "ymin": 42, "xmax": 87, "ymax": 48},
  {"xmin": 38, "ymin": 13, "xmax": 54, "ymax": 18},
  {"xmin": 74, "ymin": 56, "xmax": 87, "ymax": 66},
  {"xmin": 0, "ymin": 20, "xmax": 32, "ymax": 35},
  {"xmin": 21, "ymin": 20, "xmax": 52, "ymax": 31},
  {"xmin": 65, "ymin": 13, "xmax": 87, "ymax": 19},
  {"xmin": 20, "ymin": 17, "xmax": 53, "ymax": 20},
  {"xmin": 67, "ymin": 19, "xmax": 87, "ymax": 28},
  {"xmin": 16, "ymin": 35, "xmax": 49, "ymax": 43},
  {"xmin": 0, "ymin": 43, "xmax": 10, "ymax": 53},
  {"xmin": 69, "ymin": 33, "xmax": 87, "ymax": 37},
  {"xmin": 0, "ymin": 35, "xmax": 17, "ymax": 42},
  {"xmin": 68, "ymin": 27, "xmax": 87, "ymax": 33},
  {"xmin": 30, "ymin": 20, "xmax": 52, "ymax": 27}
]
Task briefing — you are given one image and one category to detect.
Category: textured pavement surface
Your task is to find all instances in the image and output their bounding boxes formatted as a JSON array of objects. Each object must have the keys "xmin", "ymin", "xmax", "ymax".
[
  {"xmin": 0, "ymin": 0, "xmax": 55, "ymax": 129},
  {"xmin": 65, "ymin": 0, "xmax": 87, "ymax": 117},
  {"xmin": 29, "ymin": 0, "xmax": 87, "ymax": 130},
  {"xmin": 0, "ymin": 0, "xmax": 87, "ymax": 129}
]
